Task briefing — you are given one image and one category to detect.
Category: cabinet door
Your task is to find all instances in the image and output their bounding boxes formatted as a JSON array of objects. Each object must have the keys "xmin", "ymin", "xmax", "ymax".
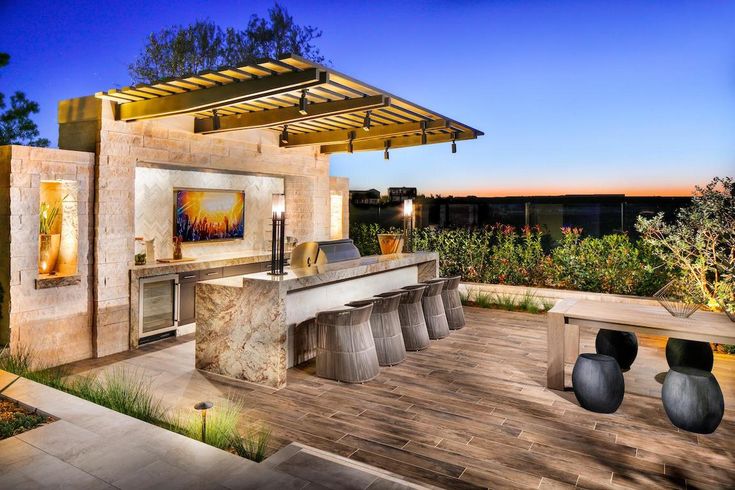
[{"xmin": 178, "ymin": 281, "xmax": 196, "ymax": 326}]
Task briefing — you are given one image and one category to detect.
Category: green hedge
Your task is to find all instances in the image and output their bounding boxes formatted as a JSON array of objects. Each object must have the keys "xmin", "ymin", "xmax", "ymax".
[{"xmin": 351, "ymin": 224, "xmax": 669, "ymax": 297}]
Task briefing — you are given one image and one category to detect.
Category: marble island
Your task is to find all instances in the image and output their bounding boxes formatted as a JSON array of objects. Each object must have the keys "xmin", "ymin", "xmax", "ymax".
[{"xmin": 195, "ymin": 251, "xmax": 439, "ymax": 388}]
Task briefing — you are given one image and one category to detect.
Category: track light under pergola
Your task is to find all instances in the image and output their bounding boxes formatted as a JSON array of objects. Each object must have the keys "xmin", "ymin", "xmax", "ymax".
[
  {"xmin": 420, "ymin": 120, "xmax": 427, "ymax": 145},
  {"xmin": 362, "ymin": 111, "xmax": 371, "ymax": 131},
  {"xmin": 298, "ymin": 89, "xmax": 309, "ymax": 115},
  {"xmin": 281, "ymin": 125, "xmax": 289, "ymax": 144},
  {"xmin": 383, "ymin": 140, "xmax": 390, "ymax": 160},
  {"xmin": 451, "ymin": 131, "xmax": 458, "ymax": 154},
  {"xmin": 212, "ymin": 109, "xmax": 220, "ymax": 131}
]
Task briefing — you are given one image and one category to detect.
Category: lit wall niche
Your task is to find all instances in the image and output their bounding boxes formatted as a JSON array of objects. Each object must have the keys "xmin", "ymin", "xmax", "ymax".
[
  {"xmin": 38, "ymin": 180, "xmax": 79, "ymax": 278},
  {"xmin": 330, "ymin": 193, "xmax": 343, "ymax": 240}
]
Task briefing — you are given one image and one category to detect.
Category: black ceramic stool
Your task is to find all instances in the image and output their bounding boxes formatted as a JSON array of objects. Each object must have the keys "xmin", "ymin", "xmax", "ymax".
[
  {"xmin": 595, "ymin": 329, "xmax": 638, "ymax": 370},
  {"xmin": 315, "ymin": 304, "xmax": 380, "ymax": 383},
  {"xmin": 666, "ymin": 338, "xmax": 714, "ymax": 371},
  {"xmin": 419, "ymin": 279, "xmax": 451, "ymax": 340},
  {"xmin": 390, "ymin": 286, "xmax": 431, "ymax": 351},
  {"xmin": 346, "ymin": 293, "xmax": 406, "ymax": 367},
  {"xmin": 662, "ymin": 367, "xmax": 724, "ymax": 434},
  {"xmin": 572, "ymin": 353, "xmax": 625, "ymax": 413},
  {"xmin": 440, "ymin": 276, "xmax": 465, "ymax": 330}
]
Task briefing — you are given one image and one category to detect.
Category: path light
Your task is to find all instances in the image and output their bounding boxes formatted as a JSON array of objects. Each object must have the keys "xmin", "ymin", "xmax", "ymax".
[
  {"xmin": 194, "ymin": 401, "xmax": 213, "ymax": 444},
  {"xmin": 403, "ymin": 199, "xmax": 414, "ymax": 253},
  {"xmin": 269, "ymin": 193, "xmax": 287, "ymax": 276}
]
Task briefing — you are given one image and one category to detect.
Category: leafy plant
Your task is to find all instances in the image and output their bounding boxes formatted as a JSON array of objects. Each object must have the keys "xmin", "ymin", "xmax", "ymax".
[
  {"xmin": 231, "ymin": 424, "xmax": 272, "ymax": 462},
  {"xmin": 0, "ymin": 399, "xmax": 48, "ymax": 439},
  {"xmin": 636, "ymin": 176, "xmax": 735, "ymax": 308},
  {"xmin": 39, "ymin": 195, "xmax": 67, "ymax": 235}
]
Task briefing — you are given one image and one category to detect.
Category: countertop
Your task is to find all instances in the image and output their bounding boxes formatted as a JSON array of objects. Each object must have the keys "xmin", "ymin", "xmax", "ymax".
[
  {"xmin": 129, "ymin": 250, "xmax": 277, "ymax": 279},
  {"xmin": 199, "ymin": 251, "xmax": 439, "ymax": 292}
]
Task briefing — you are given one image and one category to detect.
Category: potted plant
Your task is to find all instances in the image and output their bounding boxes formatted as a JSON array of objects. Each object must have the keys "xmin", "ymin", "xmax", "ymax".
[{"xmin": 38, "ymin": 197, "xmax": 65, "ymax": 274}]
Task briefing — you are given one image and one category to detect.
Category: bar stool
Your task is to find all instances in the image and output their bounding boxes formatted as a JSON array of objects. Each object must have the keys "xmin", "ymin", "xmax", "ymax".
[
  {"xmin": 420, "ymin": 279, "xmax": 451, "ymax": 339},
  {"xmin": 386, "ymin": 286, "xmax": 430, "ymax": 351},
  {"xmin": 439, "ymin": 276, "xmax": 465, "ymax": 330},
  {"xmin": 346, "ymin": 292, "xmax": 406, "ymax": 366},
  {"xmin": 315, "ymin": 304, "xmax": 380, "ymax": 383}
]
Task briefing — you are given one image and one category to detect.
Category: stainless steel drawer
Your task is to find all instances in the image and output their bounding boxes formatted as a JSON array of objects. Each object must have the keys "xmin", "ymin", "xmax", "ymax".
[{"xmin": 200, "ymin": 267, "xmax": 224, "ymax": 280}]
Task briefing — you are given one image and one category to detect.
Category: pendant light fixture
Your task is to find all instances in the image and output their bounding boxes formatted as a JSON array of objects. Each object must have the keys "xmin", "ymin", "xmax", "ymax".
[
  {"xmin": 362, "ymin": 111, "xmax": 371, "ymax": 131},
  {"xmin": 298, "ymin": 89, "xmax": 309, "ymax": 115}
]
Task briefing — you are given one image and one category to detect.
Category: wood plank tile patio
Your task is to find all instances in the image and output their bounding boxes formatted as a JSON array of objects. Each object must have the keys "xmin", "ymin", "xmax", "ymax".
[{"xmin": 67, "ymin": 307, "xmax": 735, "ymax": 489}]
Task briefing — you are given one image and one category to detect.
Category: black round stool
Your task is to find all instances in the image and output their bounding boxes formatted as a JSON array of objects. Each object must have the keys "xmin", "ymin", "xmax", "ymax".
[
  {"xmin": 595, "ymin": 329, "xmax": 638, "ymax": 370},
  {"xmin": 347, "ymin": 293, "xmax": 406, "ymax": 367},
  {"xmin": 572, "ymin": 353, "xmax": 625, "ymax": 413},
  {"xmin": 666, "ymin": 338, "xmax": 714, "ymax": 371},
  {"xmin": 662, "ymin": 367, "xmax": 724, "ymax": 434}
]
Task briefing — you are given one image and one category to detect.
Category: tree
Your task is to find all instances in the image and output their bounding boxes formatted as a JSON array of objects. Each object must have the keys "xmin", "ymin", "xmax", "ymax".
[
  {"xmin": 129, "ymin": 3, "xmax": 326, "ymax": 84},
  {"xmin": 636, "ymin": 176, "xmax": 735, "ymax": 310},
  {"xmin": 0, "ymin": 53, "xmax": 49, "ymax": 147}
]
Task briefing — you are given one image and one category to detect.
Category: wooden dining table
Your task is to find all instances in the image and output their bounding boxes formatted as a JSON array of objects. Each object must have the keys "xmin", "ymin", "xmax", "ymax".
[{"xmin": 546, "ymin": 299, "xmax": 735, "ymax": 390}]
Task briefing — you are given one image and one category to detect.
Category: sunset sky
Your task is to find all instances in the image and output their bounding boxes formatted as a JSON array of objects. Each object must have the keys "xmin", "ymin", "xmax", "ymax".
[{"xmin": 1, "ymin": 0, "xmax": 733, "ymax": 197}]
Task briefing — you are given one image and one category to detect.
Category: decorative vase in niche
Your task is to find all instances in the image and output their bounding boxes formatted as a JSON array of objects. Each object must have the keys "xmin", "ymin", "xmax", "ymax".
[
  {"xmin": 377, "ymin": 233, "xmax": 404, "ymax": 255},
  {"xmin": 38, "ymin": 234, "xmax": 61, "ymax": 274},
  {"xmin": 173, "ymin": 236, "xmax": 183, "ymax": 260}
]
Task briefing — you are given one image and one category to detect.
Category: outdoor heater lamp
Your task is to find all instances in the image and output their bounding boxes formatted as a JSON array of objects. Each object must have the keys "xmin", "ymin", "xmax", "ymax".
[
  {"xmin": 269, "ymin": 193, "xmax": 287, "ymax": 276},
  {"xmin": 403, "ymin": 199, "xmax": 414, "ymax": 253}
]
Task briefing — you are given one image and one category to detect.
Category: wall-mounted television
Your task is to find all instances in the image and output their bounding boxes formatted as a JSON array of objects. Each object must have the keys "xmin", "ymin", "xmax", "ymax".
[{"xmin": 174, "ymin": 188, "xmax": 245, "ymax": 242}]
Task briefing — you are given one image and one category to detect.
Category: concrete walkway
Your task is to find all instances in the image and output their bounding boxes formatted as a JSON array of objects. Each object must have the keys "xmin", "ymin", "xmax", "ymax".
[{"xmin": 0, "ymin": 370, "xmax": 424, "ymax": 489}]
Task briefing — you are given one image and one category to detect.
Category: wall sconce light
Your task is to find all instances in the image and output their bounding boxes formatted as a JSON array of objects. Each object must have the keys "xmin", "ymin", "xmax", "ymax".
[
  {"xmin": 194, "ymin": 401, "xmax": 213, "ymax": 444},
  {"xmin": 269, "ymin": 193, "xmax": 287, "ymax": 276},
  {"xmin": 280, "ymin": 125, "xmax": 289, "ymax": 144},
  {"xmin": 451, "ymin": 132, "xmax": 458, "ymax": 154},
  {"xmin": 403, "ymin": 198, "xmax": 414, "ymax": 253},
  {"xmin": 383, "ymin": 140, "xmax": 390, "ymax": 160},
  {"xmin": 298, "ymin": 90, "xmax": 309, "ymax": 115},
  {"xmin": 212, "ymin": 109, "xmax": 220, "ymax": 131},
  {"xmin": 362, "ymin": 111, "xmax": 371, "ymax": 131}
]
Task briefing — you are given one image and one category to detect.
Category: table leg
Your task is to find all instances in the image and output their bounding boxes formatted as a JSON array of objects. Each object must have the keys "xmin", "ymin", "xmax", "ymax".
[
  {"xmin": 547, "ymin": 311, "xmax": 566, "ymax": 390},
  {"xmin": 564, "ymin": 324, "xmax": 580, "ymax": 363}
]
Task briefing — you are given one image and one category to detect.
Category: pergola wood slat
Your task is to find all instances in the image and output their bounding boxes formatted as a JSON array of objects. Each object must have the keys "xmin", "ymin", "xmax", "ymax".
[
  {"xmin": 194, "ymin": 95, "xmax": 389, "ymax": 134},
  {"xmin": 118, "ymin": 68, "xmax": 327, "ymax": 121}
]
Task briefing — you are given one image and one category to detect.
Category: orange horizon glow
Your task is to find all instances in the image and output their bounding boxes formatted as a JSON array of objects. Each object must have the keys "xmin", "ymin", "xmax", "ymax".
[{"xmin": 420, "ymin": 184, "xmax": 694, "ymax": 198}]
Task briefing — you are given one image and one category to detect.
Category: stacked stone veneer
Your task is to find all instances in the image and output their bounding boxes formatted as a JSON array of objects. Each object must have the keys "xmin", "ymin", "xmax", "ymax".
[
  {"xmin": 0, "ymin": 145, "xmax": 95, "ymax": 365},
  {"xmin": 57, "ymin": 95, "xmax": 337, "ymax": 358}
]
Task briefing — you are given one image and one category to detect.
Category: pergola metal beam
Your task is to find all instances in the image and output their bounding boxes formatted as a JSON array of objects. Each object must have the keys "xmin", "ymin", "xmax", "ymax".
[
  {"xmin": 280, "ymin": 119, "xmax": 452, "ymax": 148},
  {"xmin": 319, "ymin": 130, "xmax": 478, "ymax": 154},
  {"xmin": 117, "ymin": 68, "xmax": 327, "ymax": 121},
  {"xmin": 194, "ymin": 95, "xmax": 390, "ymax": 134}
]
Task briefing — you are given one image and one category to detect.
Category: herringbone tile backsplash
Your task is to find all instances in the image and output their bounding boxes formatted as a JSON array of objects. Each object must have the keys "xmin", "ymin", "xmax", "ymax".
[{"xmin": 135, "ymin": 167, "xmax": 283, "ymax": 259}]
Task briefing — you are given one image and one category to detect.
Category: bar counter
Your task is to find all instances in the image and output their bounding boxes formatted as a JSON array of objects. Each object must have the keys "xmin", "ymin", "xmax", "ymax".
[{"xmin": 195, "ymin": 252, "xmax": 439, "ymax": 388}]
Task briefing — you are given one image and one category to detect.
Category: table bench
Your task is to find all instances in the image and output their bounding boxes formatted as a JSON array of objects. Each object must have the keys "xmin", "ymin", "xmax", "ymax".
[{"xmin": 546, "ymin": 299, "xmax": 735, "ymax": 390}]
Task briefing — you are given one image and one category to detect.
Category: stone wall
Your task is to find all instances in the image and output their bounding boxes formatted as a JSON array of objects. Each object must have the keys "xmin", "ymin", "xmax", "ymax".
[
  {"xmin": 0, "ymin": 145, "xmax": 95, "ymax": 365},
  {"xmin": 58, "ymin": 95, "xmax": 339, "ymax": 358}
]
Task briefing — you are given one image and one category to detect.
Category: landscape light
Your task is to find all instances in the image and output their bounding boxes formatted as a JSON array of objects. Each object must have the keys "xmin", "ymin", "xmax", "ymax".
[
  {"xmin": 298, "ymin": 89, "xmax": 308, "ymax": 115},
  {"xmin": 280, "ymin": 125, "xmax": 289, "ymax": 144},
  {"xmin": 362, "ymin": 111, "xmax": 371, "ymax": 131},
  {"xmin": 193, "ymin": 401, "xmax": 213, "ymax": 444},
  {"xmin": 403, "ymin": 199, "xmax": 414, "ymax": 252}
]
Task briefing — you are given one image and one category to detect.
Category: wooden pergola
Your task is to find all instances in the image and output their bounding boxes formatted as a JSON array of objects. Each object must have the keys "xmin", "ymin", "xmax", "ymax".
[{"xmin": 95, "ymin": 55, "xmax": 483, "ymax": 155}]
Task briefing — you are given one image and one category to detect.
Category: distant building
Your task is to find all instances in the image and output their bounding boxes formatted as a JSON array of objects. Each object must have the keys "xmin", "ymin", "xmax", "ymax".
[
  {"xmin": 388, "ymin": 187, "xmax": 417, "ymax": 203},
  {"xmin": 349, "ymin": 189, "xmax": 381, "ymax": 205}
]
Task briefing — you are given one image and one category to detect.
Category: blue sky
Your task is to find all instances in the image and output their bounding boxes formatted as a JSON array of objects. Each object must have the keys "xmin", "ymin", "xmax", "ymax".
[{"xmin": 1, "ymin": 0, "xmax": 733, "ymax": 196}]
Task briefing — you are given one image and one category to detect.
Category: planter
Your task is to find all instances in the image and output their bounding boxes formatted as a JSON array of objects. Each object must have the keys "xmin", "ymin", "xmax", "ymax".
[
  {"xmin": 38, "ymin": 233, "xmax": 61, "ymax": 274},
  {"xmin": 377, "ymin": 233, "xmax": 404, "ymax": 255}
]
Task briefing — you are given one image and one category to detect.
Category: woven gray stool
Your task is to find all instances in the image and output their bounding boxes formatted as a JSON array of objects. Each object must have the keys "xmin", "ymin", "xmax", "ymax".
[
  {"xmin": 392, "ymin": 286, "xmax": 431, "ymax": 351},
  {"xmin": 316, "ymin": 304, "xmax": 380, "ymax": 383},
  {"xmin": 440, "ymin": 276, "xmax": 465, "ymax": 330},
  {"xmin": 421, "ymin": 279, "xmax": 451, "ymax": 340},
  {"xmin": 347, "ymin": 293, "xmax": 406, "ymax": 366}
]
